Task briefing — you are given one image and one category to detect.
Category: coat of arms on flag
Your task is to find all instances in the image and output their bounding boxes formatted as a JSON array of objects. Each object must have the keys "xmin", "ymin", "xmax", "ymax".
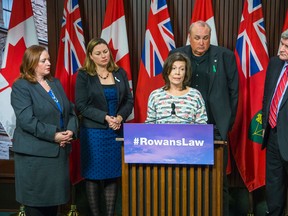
[{"xmin": 230, "ymin": 0, "xmax": 269, "ymax": 192}]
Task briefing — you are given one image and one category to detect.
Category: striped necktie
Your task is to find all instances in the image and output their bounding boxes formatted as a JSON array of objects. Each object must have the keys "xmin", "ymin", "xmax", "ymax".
[{"xmin": 268, "ymin": 66, "xmax": 288, "ymax": 128}]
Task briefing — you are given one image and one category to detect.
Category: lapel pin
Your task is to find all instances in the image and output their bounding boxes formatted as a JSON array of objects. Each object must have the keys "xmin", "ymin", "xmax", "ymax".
[{"xmin": 115, "ymin": 77, "xmax": 120, "ymax": 82}]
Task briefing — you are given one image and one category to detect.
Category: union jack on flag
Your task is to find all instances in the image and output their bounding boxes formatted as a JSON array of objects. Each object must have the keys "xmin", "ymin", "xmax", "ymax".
[
  {"xmin": 55, "ymin": 0, "xmax": 86, "ymax": 185},
  {"xmin": 230, "ymin": 0, "xmax": 268, "ymax": 192},
  {"xmin": 235, "ymin": 0, "xmax": 268, "ymax": 78},
  {"xmin": 55, "ymin": 0, "xmax": 86, "ymax": 102},
  {"xmin": 134, "ymin": 0, "xmax": 175, "ymax": 123},
  {"xmin": 142, "ymin": 0, "xmax": 175, "ymax": 78}
]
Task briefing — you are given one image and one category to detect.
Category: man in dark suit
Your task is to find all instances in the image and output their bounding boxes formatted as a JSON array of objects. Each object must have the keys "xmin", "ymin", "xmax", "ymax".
[
  {"xmin": 169, "ymin": 20, "xmax": 238, "ymax": 216},
  {"xmin": 262, "ymin": 29, "xmax": 288, "ymax": 216}
]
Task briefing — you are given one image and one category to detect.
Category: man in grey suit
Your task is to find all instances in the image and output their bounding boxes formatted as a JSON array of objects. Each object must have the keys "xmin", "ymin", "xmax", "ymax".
[
  {"xmin": 169, "ymin": 20, "xmax": 239, "ymax": 216},
  {"xmin": 262, "ymin": 29, "xmax": 288, "ymax": 216}
]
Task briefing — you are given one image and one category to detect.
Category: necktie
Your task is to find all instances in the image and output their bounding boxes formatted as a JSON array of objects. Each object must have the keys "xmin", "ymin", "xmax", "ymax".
[{"xmin": 269, "ymin": 66, "xmax": 288, "ymax": 128}]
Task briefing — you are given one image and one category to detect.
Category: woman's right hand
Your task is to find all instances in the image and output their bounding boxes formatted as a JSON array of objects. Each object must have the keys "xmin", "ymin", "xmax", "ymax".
[
  {"xmin": 54, "ymin": 131, "xmax": 74, "ymax": 147},
  {"xmin": 105, "ymin": 115, "xmax": 121, "ymax": 130}
]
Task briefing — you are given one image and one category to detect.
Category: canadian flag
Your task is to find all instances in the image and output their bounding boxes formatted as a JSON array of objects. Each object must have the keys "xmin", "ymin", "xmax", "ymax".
[
  {"xmin": 186, "ymin": 0, "xmax": 218, "ymax": 46},
  {"xmin": 101, "ymin": 0, "xmax": 134, "ymax": 121},
  {"xmin": 0, "ymin": 0, "xmax": 38, "ymax": 138}
]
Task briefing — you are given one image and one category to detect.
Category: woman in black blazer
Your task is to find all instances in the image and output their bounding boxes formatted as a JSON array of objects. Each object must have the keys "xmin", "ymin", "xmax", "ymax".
[
  {"xmin": 10, "ymin": 45, "xmax": 78, "ymax": 216},
  {"xmin": 75, "ymin": 38, "xmax": 133, "ymax": 216}
]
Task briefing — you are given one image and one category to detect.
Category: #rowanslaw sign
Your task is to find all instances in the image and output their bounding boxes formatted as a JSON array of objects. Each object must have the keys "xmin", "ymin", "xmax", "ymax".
[{"xmin": 123, "ymin": 123, "xmax": 214, "ymax": 165}]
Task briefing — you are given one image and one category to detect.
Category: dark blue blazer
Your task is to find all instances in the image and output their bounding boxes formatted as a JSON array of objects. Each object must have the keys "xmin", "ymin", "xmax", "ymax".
[
  {"xmin": 170, "ymin": 45, "xmax": 239, "ymax": 140},
  {"xmin": 75, "ymin": 68, "xmax": 133, "ymax": 129},
  {"xmin": 262, "ymin": 57, "xmax": 288, "ymax": 161}
]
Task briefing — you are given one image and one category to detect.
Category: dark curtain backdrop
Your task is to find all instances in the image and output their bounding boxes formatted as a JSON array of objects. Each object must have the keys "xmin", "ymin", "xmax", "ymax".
[{"xmin": 47, "ymin": 0, "xmax": 288, "ymax": 92}]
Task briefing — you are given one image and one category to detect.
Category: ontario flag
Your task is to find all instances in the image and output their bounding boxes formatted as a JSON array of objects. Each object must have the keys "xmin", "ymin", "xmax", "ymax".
[
  {"xmin": 0, "ymin": 0, "xmax": 38, "ymax": 139},
  {"xmin": 134, "ymin": 0, "xmax": 175, "ymax": 123},
  {"xmin": 230, "ymin": 0, "xmax": 268, "ymax": 192},
  {"xmin": 101, "ymin": 0, "xmax": 134, "ymax": 121},
  {"xmin": 186, "ymin": 0, "xmax": 218, "ymax": 46},
  {"xmin": 278, "ymin": 9, "xmax": 288, "ymax": 54},
  {"xmin": 55, "ymin": 0, "xmax": 86, "ymax": 185}
]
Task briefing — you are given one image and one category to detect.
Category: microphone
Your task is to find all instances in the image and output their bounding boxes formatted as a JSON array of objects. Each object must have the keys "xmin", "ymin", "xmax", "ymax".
[
  {"xmin": 171, "ymin": 102, "xmax": 176, "ymax": 115},
  {"xmin": 171, "ymin": 102, "xmax": 188, "ymax": 122},
  {"xmin": 146, "ymin": 102, "xmax": 188, "ymax": 123}
]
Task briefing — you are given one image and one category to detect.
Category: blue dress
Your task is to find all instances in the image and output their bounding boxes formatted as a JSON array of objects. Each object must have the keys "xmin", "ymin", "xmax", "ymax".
[{"xmin": 80, "ymin": 85, "xmax": 121, "ymax": 180}]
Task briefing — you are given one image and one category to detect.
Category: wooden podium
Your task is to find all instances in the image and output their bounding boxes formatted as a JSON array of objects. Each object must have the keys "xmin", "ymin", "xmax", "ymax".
[{"xmin": 118, "ymin": 138, "xmax": 226, "ymax": 216}]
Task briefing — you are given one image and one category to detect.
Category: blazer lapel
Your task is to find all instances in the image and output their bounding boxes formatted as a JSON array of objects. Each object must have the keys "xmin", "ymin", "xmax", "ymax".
[
  {"xmin": 94, "ymin": 75, "xmax": 108, "ymax": 107},
  {"xmin": 269, "ymin": 62, "xmax": 285, "ymax": 107},
  {"xmin": 278, "ymin": 64, "xmax": 288, "ymax": 109},
  {"xmin": 280, "ymin": 88, "xmax": 288, "ymax": 109},
  {"xmin": 208, "ymin": 48, "xmax": 218, "ymax": 94},
  {"xmin": 48, "ymin": 80, "xmax": 64, "ymax": 111},
  {"xmin": 184, "ymin": 46, "xmax": 194, "ymax": 61},
  {"xmin": 35, "ymin": 82, "xmax": 59, "ymax": 111},
  {"xmin": 113, "ymin": 70, "xmax": 121, "ymax": 102}
]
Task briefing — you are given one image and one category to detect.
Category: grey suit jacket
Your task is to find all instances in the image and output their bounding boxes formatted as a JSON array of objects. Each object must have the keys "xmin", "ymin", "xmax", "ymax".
[
  {"xmin": 11, "ymin": 77, "xmax": 78, "ymax": 157},
  {"xmin": 170, "ymin": 45, "xmax": 239, "ymax": 140},
  {"xmin": 262, "ymin": 56, "xmax": 288, "ymax": 161}
]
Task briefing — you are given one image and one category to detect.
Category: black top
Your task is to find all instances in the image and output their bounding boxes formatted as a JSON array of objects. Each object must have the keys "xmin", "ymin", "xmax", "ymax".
[{"xmin": 190, "ymin": 51, "xmax": 215, "ymax": 124}]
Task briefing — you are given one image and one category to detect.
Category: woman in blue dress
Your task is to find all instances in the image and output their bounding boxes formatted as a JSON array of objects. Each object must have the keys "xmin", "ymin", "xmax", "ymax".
[{"xmin": 75, "ymin": 38, "xmax": 133, "ymax": 216}]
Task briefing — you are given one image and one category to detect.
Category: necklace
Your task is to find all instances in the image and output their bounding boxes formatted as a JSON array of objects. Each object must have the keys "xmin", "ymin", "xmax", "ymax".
[{"xmin": 97, "ymin": 72, "xmax": 109, "ymax": 79}]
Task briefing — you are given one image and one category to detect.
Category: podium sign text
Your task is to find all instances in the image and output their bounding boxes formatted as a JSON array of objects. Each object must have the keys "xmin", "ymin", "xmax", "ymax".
[{"xmin": 123, "ymin": 123, "xmax": 214, "ymax": 165}]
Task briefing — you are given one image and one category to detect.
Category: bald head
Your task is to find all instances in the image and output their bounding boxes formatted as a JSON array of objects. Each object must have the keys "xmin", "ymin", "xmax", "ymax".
[{"xmin": 188, "ymin": 21, "xmax": 211, "ymax": 56}]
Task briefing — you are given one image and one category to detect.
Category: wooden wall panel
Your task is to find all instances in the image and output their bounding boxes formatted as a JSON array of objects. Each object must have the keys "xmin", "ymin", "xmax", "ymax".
[
  {"xmin": 47, "ymin": 0, "xmax": 288, "ymax": 88},
  {"xmin": 46, "ymin": 0, "xmax": 63, "ymax": 70}
]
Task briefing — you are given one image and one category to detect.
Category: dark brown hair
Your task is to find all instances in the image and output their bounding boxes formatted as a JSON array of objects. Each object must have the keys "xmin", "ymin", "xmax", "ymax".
[{"xmin": 162, "ymin": 52, "xmax": 192, "ymax": 90}]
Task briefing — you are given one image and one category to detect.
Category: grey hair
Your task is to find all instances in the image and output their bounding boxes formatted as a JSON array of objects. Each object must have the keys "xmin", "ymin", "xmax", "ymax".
[
  {"xmin": 188, "ymin": 20, "xmax": 211, "ymax": 34},
  {"xmin": 281, "ymin": 29, "xmax": 288, "ymax": 40}
]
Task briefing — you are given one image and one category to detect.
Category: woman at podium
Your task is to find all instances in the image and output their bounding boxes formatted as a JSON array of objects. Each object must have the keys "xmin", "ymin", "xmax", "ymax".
[{"xmin": 145, "ymin": 52, "xmax": 207, "ymax": 124}]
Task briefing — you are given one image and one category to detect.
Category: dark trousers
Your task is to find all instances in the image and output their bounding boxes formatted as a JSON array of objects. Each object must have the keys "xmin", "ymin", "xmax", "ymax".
[
  {"xmin": 24, "ymin": 205, "xmax": 58, "ymax": 216},
  {"xmin": 266, "ymin": 128, "xmax": 288, "ymax": 216}
]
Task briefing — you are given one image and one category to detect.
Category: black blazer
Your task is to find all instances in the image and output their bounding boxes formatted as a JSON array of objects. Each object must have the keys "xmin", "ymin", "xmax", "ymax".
[
  {"xmin": 11, "ymin": 78, "xmax": 78, "ymax": 157},
  {"xmin": 262, "ymin": 57, "xmax": 288, "ymax": 160},
  {"xmin": 170, "ymin": 45, "xmax": 238, "ymax": 140},
  {"xmin": 75, "ymin": 68, "xmax": 133, "ymax": 129}
]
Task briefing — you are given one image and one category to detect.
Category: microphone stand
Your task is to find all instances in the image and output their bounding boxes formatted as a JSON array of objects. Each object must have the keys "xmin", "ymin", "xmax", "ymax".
[
  {"xmin": 146, "ymin": 102, "xmax": 187, "ymax": 123},
  {"xmin": 171, "ymin": 102, "xmax": 188, "ymax": 122},
  {"xmin": 146, "ymin": 103, "xmax": 175, "ymax": 123},
  {"xmin": 171, "ymin": 114, "xmax": 188, "ymax": 122},
  {"xmin": 145, "ymin": 114, "xmax": 173, "ymax": 123}
]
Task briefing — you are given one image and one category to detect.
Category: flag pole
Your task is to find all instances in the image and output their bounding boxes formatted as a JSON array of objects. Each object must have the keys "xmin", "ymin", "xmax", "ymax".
[
  {"xmin": 67, "ymin": 185, "xmax": 79, "ymax": 216},
  {"xmin": 247, "ymin": 192, "xmax": 254, "ymax": 216},
  {"xmin": 17, "ymin": 205, "xmax": 26, "ymax": 216}
]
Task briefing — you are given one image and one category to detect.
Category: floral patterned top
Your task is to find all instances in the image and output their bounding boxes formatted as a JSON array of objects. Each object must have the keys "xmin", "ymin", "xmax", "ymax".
[{"xmin": 145, "ymin": 87, "xmax": 207, "ymax": 124}]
